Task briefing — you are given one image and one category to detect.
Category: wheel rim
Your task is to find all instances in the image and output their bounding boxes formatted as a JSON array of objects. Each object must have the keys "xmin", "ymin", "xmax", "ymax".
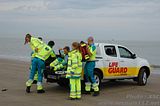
[
  {"xmin": 94, "ymin": 74, "xmax": 100, "ymax": 85},
  {"xmin": 143, "ymin": 72, "xmax": 147, "ymax": 84}
]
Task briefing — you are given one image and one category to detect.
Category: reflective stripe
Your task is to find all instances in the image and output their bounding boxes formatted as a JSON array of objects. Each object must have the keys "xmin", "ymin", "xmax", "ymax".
[
  {"xmin": 70, "ymin": 91, "xmax": 76, "ymax": 98},
  {"xmin": 85, "ymin": 82, "xmax": 91, "ymax": 91},
  {"xmin": 81, "ymin": 44, "xmax": 86, "ymax": 47},
  {"xmin": 37, "ymin": 85, "xmax": 43, "ymax": 90},
  {"xmin": 72, "ymin": 62, "xmax": 78, "ymax": 64},
  {"xmin": 92, "ymin": 83, "xmax": 99, "ymax": 92}
]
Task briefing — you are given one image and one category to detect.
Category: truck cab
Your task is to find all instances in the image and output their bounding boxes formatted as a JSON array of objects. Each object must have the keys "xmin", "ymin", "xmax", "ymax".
[{"xmin": 44, "ymin": 43, "xmax": 151, "ymax": 87}]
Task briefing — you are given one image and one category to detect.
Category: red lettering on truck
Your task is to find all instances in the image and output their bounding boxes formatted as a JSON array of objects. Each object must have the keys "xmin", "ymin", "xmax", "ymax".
[{"xmin": 108, "ymin": 62, "xmax": 128, "ymax": 74}]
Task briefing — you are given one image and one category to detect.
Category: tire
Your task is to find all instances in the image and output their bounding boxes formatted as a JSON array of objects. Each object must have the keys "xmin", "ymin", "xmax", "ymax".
[
  {"xmin": 94, "ymin": 71, "xmax": 102, "ymax": 88},
  {"xmin": 137, "ymin": 68, "xmax": 148, "ymax": 86}
]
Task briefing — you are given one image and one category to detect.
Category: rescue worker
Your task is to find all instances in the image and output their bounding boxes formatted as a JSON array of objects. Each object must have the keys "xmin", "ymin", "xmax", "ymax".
[
  {"xmin": 31, "ymin": 37, "xmax": 43, "ymax": 84},
  {"xmin": 45, "ymin": 40, "xmax": 56, "ymax": 66},
  {"xmin": 66, "ymin": 42, "xmax": 82, "ymax": 100},
  {"xmin": 50, "ymin": 46, "xmax": 70, "ymax": 71},
  {"xmin": 84, "ymin": 36, "xmax": 99, "ymax": 96},
  {"xmin": 25, "ymin": 34, "xmax": 55, "ymax": 93}
]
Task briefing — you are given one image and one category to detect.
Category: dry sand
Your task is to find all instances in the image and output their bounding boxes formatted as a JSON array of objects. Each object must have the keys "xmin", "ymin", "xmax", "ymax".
[{"xmin": 0, "ymin": 58, "xmax": 160, "ymax": 106}]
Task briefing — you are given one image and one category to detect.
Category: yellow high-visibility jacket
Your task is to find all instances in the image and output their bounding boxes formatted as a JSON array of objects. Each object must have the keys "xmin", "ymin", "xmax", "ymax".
[
  {"xmin": 88, "ymin": 44, "xmax": 96, "ymax": 61},
  {"xmin": 29, "ymin": 37, "xmax": 55, "ymax": 61},
  {"xmin": 50, "ymin": 57, "xmax": 66, "ymax": 71},
  {"xmin": 66, "ymin": 50, "xmax": 82, "ymax": 79}
]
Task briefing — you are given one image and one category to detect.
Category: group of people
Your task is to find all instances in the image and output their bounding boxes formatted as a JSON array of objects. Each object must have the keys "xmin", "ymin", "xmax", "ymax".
[{"xmin": 24, "ymin": 34, "xmax": 99, "ymax": 100}]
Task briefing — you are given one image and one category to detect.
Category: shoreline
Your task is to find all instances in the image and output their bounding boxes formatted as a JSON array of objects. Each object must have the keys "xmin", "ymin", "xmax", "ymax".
[
  {"xmin": 150, "ymin": 65, "xmax": 160, "ymax": 69},
  {"xmin": 0, "ymin": 57, "xmax": 160, "ymax": 69}
]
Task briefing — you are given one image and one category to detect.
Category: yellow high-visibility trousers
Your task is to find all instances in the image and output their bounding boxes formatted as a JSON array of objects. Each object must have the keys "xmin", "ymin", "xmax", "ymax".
[{"xmin": 69, "ymin": 78, "xmax": 81, "ymax": 99}]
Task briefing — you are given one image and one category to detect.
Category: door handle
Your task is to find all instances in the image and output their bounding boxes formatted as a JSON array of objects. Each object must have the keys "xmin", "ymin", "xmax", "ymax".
[{"xmin": 120, "ymin": 60, "xmax": 125, "ymax": 62}]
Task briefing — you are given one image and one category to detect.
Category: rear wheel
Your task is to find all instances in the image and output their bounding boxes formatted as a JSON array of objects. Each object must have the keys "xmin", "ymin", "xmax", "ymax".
[
  {"xmin": 94, "ymin": 71, "xmax": 102, "ymax": 88},
  {"xmin": 137, "ymin": 68, "xmax": 147, "ymax": 86}
]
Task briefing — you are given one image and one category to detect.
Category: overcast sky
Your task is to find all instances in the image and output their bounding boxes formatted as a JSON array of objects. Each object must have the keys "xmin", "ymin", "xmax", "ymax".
[{"xmin": 0, "ymin": 0, "xmax": 160, "ymax": 41}]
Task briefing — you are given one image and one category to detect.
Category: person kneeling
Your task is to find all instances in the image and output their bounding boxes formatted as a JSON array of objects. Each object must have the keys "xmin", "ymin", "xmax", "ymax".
[{"xmin": 50, "ymin": 46, "xmax": 70, "ymax": 71}]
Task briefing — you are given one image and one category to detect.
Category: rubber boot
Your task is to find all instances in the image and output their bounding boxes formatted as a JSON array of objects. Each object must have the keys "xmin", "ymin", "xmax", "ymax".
[
  {"xmin": 83, "ymin": 91, "xmax": 91, "ymax": 94},
  {"xmin": 26, "ymin": 80, "xmax": 33, "ymax": 93},
  {"xmin": 68, "ymin": 97, "xmax": 76, "ymax": 100},
  {"xmin": 84, "ymin": 82, "xmax": 91, "ymax": 94},
  {"xmin": 37, "ymin": 82, "xmax": 45, "ymax": 94},
  {"xmin": 76, "ymin": 98, "xmax": 81, "ymax": 100}
]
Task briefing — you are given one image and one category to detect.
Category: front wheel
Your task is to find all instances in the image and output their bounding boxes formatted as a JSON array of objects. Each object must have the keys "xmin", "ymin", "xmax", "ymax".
[{"xmin": 137, "ymin": 68, "xmax": 148, "ymax": 86}]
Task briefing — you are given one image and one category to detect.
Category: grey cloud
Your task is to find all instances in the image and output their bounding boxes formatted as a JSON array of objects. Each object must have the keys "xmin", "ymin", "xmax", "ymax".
[
  {"xmin": 0, "ymin": 0, "xmax": 160, "ymax": 41},
  {"xmin": 44, "ymin": 0, "xmax": 160, "ymax": 10},
  {"xmin": 1, "ymin": 0, "xmax": 160, "ymax": 20}
]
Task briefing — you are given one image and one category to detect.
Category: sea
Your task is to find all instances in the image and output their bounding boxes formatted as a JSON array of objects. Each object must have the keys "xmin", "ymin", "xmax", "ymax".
[{"xmin": 0, "ymin": 37, "xmax": 160, "ymax": 68}]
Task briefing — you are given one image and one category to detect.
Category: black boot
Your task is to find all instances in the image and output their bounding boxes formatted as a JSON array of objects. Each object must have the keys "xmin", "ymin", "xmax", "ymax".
[
  {"xmin": 68, "ymin": 97, "xmax": 76, "ymax": 100},
  {"xmin": 93, "ymin": 91, "xmax": 99, "ymax": 96},
  {"xmin": 26, "ymin": 86, "xmax": 31, "ymax": 93},
  {"xmin": 83, "ymin": 91, "xmax": 91, "ymax": 94},
  {"xmin": 32, "ymin": 80, "xmax": 37, "ymax": 84},
  {"xmin": 37, "ymin": 89, "xmax": 45, "ymax": 93},
  {"xmin": 76, "ymin": 98, "xmax": 81, "ymax": 100}
]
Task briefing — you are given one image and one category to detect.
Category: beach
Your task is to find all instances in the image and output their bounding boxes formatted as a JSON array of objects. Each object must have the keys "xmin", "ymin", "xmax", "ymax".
[{"xmin": 0, "ymin": 58, "xmax": 160, "ymax": 106}]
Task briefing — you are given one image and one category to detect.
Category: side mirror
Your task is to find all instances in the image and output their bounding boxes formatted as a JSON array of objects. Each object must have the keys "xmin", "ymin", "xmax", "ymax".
[{"xmin": 131, "ymin": 54, "xmax": 136, "ymax": 59}]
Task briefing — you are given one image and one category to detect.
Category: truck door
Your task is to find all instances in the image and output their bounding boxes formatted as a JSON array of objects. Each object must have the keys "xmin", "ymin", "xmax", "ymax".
[
  {"xmin": 118, "ymin": 46, "xmax": 138, "ymax": 77},
  {"xmin": 103, "ymin": 45, "xmax": 119, "ymax": 77}
]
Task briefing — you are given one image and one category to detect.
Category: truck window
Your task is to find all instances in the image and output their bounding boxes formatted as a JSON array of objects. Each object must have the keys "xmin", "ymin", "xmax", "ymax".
[
  {"xmin": 104, "ymin": 46, "xmax": 117, "ymax": 57},
  {"xmin": 118, "ymin": 46, "xmax": 132, "ymax": 58}
]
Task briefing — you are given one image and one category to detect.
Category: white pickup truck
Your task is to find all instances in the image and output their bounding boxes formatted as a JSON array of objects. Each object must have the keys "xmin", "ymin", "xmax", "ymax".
[{"xmin": 44, "ymin": 43, "xmax": 151, "ymax": 87}]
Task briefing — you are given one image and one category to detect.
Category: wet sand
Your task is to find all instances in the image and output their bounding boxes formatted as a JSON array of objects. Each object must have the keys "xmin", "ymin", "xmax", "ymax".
[{"xmin": 0, "ymin": 58, "xmax": 160, "ymax": 106}]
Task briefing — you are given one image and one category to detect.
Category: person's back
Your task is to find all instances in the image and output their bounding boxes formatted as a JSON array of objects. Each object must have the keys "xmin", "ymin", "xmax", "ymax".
[
  {"xmin": 29, "ymin": 37, "xmax": 43, "ymax": 52},
  {"xmin": 25, "ymin": 34, "xmax": 54, "ymax": 94},
  {"xmin": 66, "ymin": 42, "xmax": 82, "ymax": 100}
]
